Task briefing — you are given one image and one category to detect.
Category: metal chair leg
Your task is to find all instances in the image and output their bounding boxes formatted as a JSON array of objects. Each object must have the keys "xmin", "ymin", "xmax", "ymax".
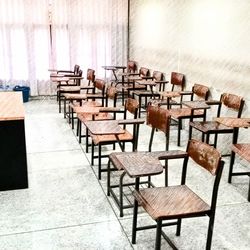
[
  {"xmin": 177, "ymin": 120, "xmax": 181, "ymax": 146},
  {"xmin": 155, "ymin": 219, "xmax": 162, "ymax": 250},
  {"xmin": 214, "ymin": 134, "xmax": 218, "ymax": 148},
  {"xmin": 132, "ymin": 177, "xmax": 140, "ymax": 244},
  {"xmin": 78, "ymin": 121, "xmax": 82, "ymax": 143},
  {"xmin": 107, "ymin": 160, "xmax": 111, "ymax": 196},
  {"xmin": 248, "ymin": 179, "xmax": 250, "ymax": 202},
  {"xmin": 206, "ymin": 213, "xmax": 215, "ymax": 250},
  {"xmin": 71, "ymin": 108, "xmax": 74, "ymax": 129},
  {"xmin": 228, "ymin": 151, "xmax": 235, "ymax": 183},
  {"xmin": 132, "ymin": 198, "xmax": 139, "ymax": 244},
  {"xmin": 119, "ymin": 171, "xmax": 126, "ymax": 217},
  {"xmin": 86, "ymin": 128, "xmax": 89, "ymax": 153},
  {"xmin": 176, "ymin": 218, "xmax": 182, "ymax": 236},
  {"xmin": 98, "ymin": 144, "xmax": 102, "ymax": 179},
  {"xmin": 91, "ymin": 141, "xmax": 94, "ymax": 166},
  {"xmin": 202, "ymin": 132, "xmax": 205, "ymax": 142}
]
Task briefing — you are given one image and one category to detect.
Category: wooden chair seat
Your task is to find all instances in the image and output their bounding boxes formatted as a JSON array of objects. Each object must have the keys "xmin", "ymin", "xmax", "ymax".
[
  {"xmin": 64, "ymin": 93, "xmax": 104, "ymax": 100},
  {"xmin": 190, "ymin": 93, "xmax": 245, "ymax": 149},
  {"xmin": 64, "ymin": 93, "xmax": 87, "ymax": 99},
  {"xmin": 91, "ymin": 130, "xmax": 133, "ymax": 145},
  {"xmin": 77, "ymin": 112, "xmax": 113, "ymax": 123},
  {"xmin": 229, "ymin": 143, "xmax": 250, "ymax": 202},
  {"xmin": 109, "ymin": 151, "xmax": 163, "ymax": 176},
  {"xmin": 124, "ymin": 83, "xmax": 146, "ymax": 91},
  {"xmin": 107, "ymin": 105, "xmax": 176, "ymax": 217},
  {"xmin": 133, "ymin": 185, "xmax": 210, "ymax": 220},
  {"xmin": 59, "ymin": 86, "xmax": 81, "ymax": 92},
  {"xmin": 169, "ymin": 108, "xmax": 204, "ymax": 119},
  {"xmin": 133, "ymin": 90, "xmax": 161, "ymax": 96},
  {"xmin": 190, "ymin": 121, "xmax": 233, "ymax": 133},
  {"xmin": 70, "ymin": 100, "xmax": 102, "ymax": 110},
  {"xmin": 154, "ymin": 83, "xmax": 209, "ymax": 146},
  {"xmin": 232, "ymin": 144, "xmax": 250, "ymax": 162},
  {"xmin": 131, "ymin": 139, "xmax": 224, "ymax": 249}
]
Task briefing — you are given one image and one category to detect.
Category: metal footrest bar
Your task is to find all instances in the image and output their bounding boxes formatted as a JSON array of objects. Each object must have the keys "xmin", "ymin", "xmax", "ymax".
[
  {"xmin": 231, "ymin": 172, "xmax": 250, "ymax": 176},
  {"xmin": 136, "ymin": 221, "xmax": 178, "ymax": 231}
]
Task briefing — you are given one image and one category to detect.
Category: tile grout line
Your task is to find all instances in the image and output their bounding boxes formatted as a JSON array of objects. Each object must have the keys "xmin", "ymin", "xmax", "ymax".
[{"xmin": 68, "ymin": 120, "xmax": 135, "ymax": 249}]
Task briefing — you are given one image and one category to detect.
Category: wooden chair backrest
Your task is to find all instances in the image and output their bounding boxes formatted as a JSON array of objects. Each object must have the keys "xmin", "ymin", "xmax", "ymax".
[
  {"xmin": 146, "ymin": 105, "xmax": 170, "ymax": 134},
  {"xmin": 127, "ymin": 60, "xmax": 137, "ymax": 73},
  {"xmin": 192, "ymin": 84, "xmax": 209, "ymax": 100},
  {"xmin": 187, "ymin": 139, "xmax": 222, "ymax": 175},
  {"xmin": 94, "ymin": 79, "xmax": 105, "ymax": 93},
  {"xmin": 74, "ymin": 64, "xmax": 80, "ymax": 74},
  {"xmin": 75, "ymin": 69, "xmax": 82, "ymax": 86},
  {"xmin": 125, "ymin": 98, "xmax": 139, "ymax": 117},
  {"xmin": 139, "ymin": 67, "xmax": 150, "ymax": 77},
  {"xmin": 221, "ymin": 93, "xmax": 244, "ymax": 116},
  {"xmin": 87, "ymin": 69, "xmax": 95, "ymax": 82},
  {"xmin": 152, "ymin": 71, "xmax": 164, "ymax": 81},
  {"xmin": 106, "ymin": 85, "xmax": 117, "ymax": 99},
  {"xmin": 171, "ymin": 72, "xmax": 185, "ymax": 91}
]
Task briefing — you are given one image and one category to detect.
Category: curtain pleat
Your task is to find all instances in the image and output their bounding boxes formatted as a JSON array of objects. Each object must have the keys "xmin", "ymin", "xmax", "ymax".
[{"xmin": 0, "ymin": 0, "xmax": 128, "ymax": 96}]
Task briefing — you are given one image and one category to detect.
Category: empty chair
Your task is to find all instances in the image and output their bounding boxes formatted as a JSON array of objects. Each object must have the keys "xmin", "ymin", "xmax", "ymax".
[
  {"xmin": 51, "ymin": 65, "xmax": 81, "ymax": 101},
  {"xmin": 76, "ymin": 84, "xmax": 119, "ymax": 152},
  {"xmin": 80, "ymin": 68, "xmax": 96, "ymax": 93},
  {"xmin": 162, "ymin": 83, "xmax": 210, "ymax": 146},
  {"xmin": 116, "ymin": 60, "xmax": 138, "ymax": 85},
  {"xmin": 132, "ymin": 139, "xmax": 224, "ymax": 250},
  {"xmin": 65, "ymin": 78, "xmax": 106, "ymax": 121},
  {"xmin": 88, "ymin": 98, "xmax": 144, "ymax": 179},
  {"xmin": 132, "ymin": 71, "xmax": 168, "ymax": 117},
  {"xmin": 57, "ymin": 69, "xmax": 83, "ymax": 113},
  {"xmin": 115, "ymin": 60, "xmax": 137, "ymax": 104},
  {"xmin": 154, "ymin": 72, "xmax": 185, "ymax": 107},
  {"xmin": 107, "ymin": 104, "xmax": 187, "ymax": 217},
  {"xmin": 121, "ymin": 66, "xmax": 150, "ymax": 103},
  {"xmin": 189, "ymin": 93, "xmax": 244, "ymax": 150},
  {"xmin": 50, "ymin": 64, "xmax": 80, "ymax": 78},
  {"xmin": 229, "ymin": 143, "xmax": 250, "ymax": 201}
]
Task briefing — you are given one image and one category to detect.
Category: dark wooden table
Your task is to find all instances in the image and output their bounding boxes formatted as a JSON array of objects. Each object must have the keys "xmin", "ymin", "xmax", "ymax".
[{"xmin": 0, "ymin": 92, "xmax": 28, "ymax": 191}]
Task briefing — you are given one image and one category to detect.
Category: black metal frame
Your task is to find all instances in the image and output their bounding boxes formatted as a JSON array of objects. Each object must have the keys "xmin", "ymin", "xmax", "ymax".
[
  {"xmin": 132, "ymin": 72, "xmax": 168, "ymax": 118},
  {"xmin": 76, "ymin": 87, "xmax": 118, "ymax": 153},
  {"xmin": 228, "ymin": 128, "xmax": 250, "ymax": 202},
  {"xmin": 169, "ymin": 84, "xmax": 210, "ymax": 147},
  {"xmin": 57, "ymin": 69, "xmax": 83, "ymax": 113},
  {"xmin": 107, "ymin": 106, "xmax": 172, "ymax": 217},
  {"xmin": 91, "ymin": 119, "xmax": 143, "ymax": 180},
  {"xmin": 189, "ymin": 95, "xmax": 245, "ymax": 151},
  {"xmin": 131, "ymin": 143, "xmax": 224, "ymax": 250}
]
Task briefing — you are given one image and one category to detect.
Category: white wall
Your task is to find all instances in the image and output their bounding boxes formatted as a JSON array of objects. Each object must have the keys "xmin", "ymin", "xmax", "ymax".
[{"xmin": 129, "ymin": 0, "xmax": 250, "ymax": 145}]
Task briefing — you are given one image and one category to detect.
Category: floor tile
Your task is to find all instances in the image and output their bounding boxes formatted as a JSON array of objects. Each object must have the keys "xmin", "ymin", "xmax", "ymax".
[
  {"xmin": 0, "ymin": 97, "xmax": 249, "ymax": 250},
  {"xmin": 0, "ymin": 166, "xmax": 116, "ymax": 235},
  {"xmin": 0, "ymin": 220, "xmax": 133, "ymax": 250}
]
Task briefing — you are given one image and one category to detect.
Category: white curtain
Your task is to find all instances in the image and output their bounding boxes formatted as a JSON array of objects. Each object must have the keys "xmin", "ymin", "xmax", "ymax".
[
  {"xmin": 0, "ymin": 0, "xmax": 51, "ymax": 95},
  {"xmin": 0, "ymin": 0, "xmax": 128, "ymax": 96},
  {"xmin": 51, "ymin": 0, "xmax": 128, "ymax": 79}
]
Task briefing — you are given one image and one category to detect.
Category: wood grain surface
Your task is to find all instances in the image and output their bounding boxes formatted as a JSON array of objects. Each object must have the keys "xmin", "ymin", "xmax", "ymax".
[{"xmin": 0, "ymin": 92, "xmax": 25, "ymax": 121}]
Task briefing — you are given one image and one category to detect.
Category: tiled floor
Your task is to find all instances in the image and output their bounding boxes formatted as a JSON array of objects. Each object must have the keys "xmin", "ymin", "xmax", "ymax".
[{"xmin": 0, "ymin": 97, "xmax": 249, "ymax": 250}]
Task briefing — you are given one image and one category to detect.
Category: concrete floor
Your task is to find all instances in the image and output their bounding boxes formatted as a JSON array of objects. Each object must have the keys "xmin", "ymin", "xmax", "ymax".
[{"xmin": 0, "ymin": 96, "xmax": 249, "ymax": 250}]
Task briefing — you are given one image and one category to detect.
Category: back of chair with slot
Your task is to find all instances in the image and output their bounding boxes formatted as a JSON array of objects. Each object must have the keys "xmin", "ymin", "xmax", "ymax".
[{"xmin": 147, "ymin": 104, "xmax": 171, "ymax": 151}]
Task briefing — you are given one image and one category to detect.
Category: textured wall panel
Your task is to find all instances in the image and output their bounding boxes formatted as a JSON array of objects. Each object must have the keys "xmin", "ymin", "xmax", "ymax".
[{"xmin": 130, "ymin": 0, "xmax": 250, "ymax": 147}]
